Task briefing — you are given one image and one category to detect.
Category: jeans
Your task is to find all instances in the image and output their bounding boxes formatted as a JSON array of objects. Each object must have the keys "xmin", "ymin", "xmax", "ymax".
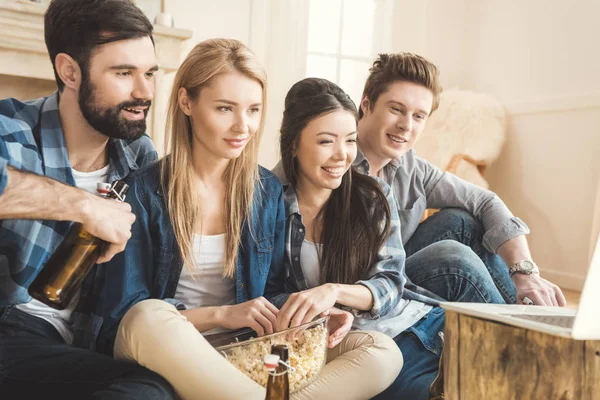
[
  {"xmin": 373, "ymin": 307, "xmax": 446, "ymax": 400},
  {"xmin": 374, "ymin": 210, "xmax": 514, "ymax": 400},
  {"xmin": 404, "ymin": 208, "xmax": 517, "ymax": 304},
  {"xmin": 0, "ymin": 306, "xmax": 175, "ymax": 400}
]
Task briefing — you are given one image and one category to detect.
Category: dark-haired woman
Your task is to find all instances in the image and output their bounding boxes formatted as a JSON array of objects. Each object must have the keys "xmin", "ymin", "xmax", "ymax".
[{"xmin": 267, "ymin": 77, "xmax": 506, "ymax": 400}]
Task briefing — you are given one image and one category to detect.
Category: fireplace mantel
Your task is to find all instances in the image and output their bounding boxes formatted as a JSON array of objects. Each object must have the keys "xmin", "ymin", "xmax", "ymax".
[{"xmin": 0, "ymin": 0, "xmax": 192, "ymax": 139}]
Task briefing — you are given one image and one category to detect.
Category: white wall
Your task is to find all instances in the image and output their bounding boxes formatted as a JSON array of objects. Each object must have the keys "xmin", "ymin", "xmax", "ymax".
[
  {"xmin": 161, "ymin": 0, "xmax": 306, "ymax": 167},
  {"xmin": 392, "ymin": 0, "xmax": 600, "ymax": 290},
  {"xmin": 159, "ymin": 0, "xmax": 600, "ymax": 289}
]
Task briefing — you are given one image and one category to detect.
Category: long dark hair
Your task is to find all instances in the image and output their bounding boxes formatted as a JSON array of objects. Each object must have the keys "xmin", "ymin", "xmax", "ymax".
[{"xmin": 280, "ymin": 77, "xmax": 391, "ymax": 285}]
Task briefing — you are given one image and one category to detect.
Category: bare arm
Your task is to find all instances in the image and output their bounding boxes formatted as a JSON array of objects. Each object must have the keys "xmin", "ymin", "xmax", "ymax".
[
  {"xmin": 276, "ymin": 282, "xmax": 375, "ymax": 330},
  {"xmin": 497, "ymin": 236, "xmax": 566, "ymax": 307},
  {"xmin": 496, "ymin": 235, "xmax": 533, "ymax": 267},
  {"xmin": 179, "ymin": 306, "xmax": 224, "ymax": 332},
  {"xmin": 0, "ymin": 166, "xmax": 92, "ymax": 222},
  {"xmin": 331, "ymin": 283, "xmax": 374, "ymax": 310},
  {"xmin": 180, "ymin": 297, "xmax": 279, "ymax": 336},
  {"xmin": 0, "ymin": 166, "xmax": 136, "ymax": 263}
]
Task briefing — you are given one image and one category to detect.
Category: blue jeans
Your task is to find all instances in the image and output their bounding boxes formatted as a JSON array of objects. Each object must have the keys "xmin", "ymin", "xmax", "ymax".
[
  {"xmin": 373, "ymin": 307, "xmax": 446, "ymax": 400},
  {"xmin": 374, "ymin": 210, "xmax": 514, "ymax": 399},
  {"xmin": 0, "ymin": 307, "xmax": 175, "ymax": 399},
  {"xmin": 404, "ymin": 208, "xmax": 517, "ymax": 304},
  {"xmin": 374, "ymin": 259, "xmax": 507, "ymax": 400}
]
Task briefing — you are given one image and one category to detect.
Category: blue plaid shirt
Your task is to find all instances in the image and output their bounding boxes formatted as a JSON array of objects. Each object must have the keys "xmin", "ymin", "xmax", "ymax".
[
  {"xmin": 0, "ymin": 92, "xmax": 157, "ymax": 310},
  {"xmin": 264, "ymin": 174, "xmax": 441, "ymax": 322}
]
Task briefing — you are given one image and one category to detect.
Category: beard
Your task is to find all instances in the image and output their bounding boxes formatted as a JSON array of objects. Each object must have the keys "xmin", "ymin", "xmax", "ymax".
[{"xmin": 78, "ymin": 76, "xmax": 152, "ymax": 141}]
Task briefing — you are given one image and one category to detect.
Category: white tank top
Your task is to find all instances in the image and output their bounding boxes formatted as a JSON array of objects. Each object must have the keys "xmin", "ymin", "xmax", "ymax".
[
  {"xmin": 300, "ymin": 239, "xmax": 322, "ymax": 288},
  {"xmin": 174, "ymin": 234, "xmax": 236, "ymax": 309}
]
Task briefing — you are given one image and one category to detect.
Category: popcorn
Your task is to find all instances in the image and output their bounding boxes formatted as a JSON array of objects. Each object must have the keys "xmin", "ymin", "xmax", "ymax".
[{"xmin": 218, "ymin": 320, "xmax": 328, "ymax": 393}]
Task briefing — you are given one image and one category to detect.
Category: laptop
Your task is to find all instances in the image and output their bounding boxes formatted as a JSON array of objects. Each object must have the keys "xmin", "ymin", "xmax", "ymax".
[{"xmin": 441, "ymin": 235, "xmax": 600, "ymax": 340}]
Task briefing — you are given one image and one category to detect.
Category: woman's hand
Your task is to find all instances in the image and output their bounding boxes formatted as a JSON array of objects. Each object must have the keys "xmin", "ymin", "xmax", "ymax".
[
  {"xmin": 218, "ymin": 297, "xmax": 279, "ymax": 336},
  {"xmin": 322, "ymin": 307, "xmax": 354, "ymax": 348},
  {"xmin": 276, "ymin": 284, "xmax": 339, "ymax": 331}
]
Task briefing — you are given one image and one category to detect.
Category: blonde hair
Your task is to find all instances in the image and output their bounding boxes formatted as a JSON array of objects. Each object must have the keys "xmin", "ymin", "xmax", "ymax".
[
  {"xmin": 359, "ymin": 52, "xmax": 442, "ymax": 118},
  {"xmin": 162, "ymin": 38, "xmax": 267, "ymax": 278}
]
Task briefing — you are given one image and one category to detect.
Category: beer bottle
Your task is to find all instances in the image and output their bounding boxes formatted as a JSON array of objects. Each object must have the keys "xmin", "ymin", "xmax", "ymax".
[
  {"xmin": 265, "ymin": 344, "xmax": 290, "ymax": 400},
  {"xmin": 28, "ymin": 180, "xmax": 129, "ymax": 310}
]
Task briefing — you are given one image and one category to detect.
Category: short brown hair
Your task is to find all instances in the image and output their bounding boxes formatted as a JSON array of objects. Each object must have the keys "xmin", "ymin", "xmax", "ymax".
[
  {"xmin": 359, "ymin": 52, "xmax": 442, "ymax": 118},
  {"xmin": 45, "ymin": 0, "xmax": 154, "ymax": 91}
]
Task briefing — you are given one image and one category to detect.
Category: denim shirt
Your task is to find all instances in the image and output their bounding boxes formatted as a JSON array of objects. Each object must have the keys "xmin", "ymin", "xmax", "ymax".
[
  {"xmin": 264, "ymin": 176, "xmax": 441, "ymax": 324},
  {"xmin": 75, "ymin": 159, "xmax": 286, "ymax": 355}
]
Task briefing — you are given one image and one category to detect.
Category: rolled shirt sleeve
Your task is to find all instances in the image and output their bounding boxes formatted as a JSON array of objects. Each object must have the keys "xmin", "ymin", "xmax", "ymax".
[{"xmin": 420, "ymin": 157, "xmax": 530, "ymax": 253}]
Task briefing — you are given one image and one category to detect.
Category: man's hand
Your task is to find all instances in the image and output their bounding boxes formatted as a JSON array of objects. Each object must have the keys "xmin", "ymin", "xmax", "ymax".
[
  {"xmin": 276, "ymin": 284, "xmax": 339, "ymax": 331},
  {"xmin": 321, "ymin": 307, "xmax": 354, "ymax": 348},
  {"xmin": 512, "ymin": 273, "xmax": 567, "ymax": 307},
  {"xmin": 0, "ymin": 168, "xmax": 136, "ymax": 264},
  {"xmin": 218, "ymin": 297, "xmax": 279, "ymax": 336},
  {"xmin": 78, "ymin": 193, "xmax": 136, "ymax": 263}
]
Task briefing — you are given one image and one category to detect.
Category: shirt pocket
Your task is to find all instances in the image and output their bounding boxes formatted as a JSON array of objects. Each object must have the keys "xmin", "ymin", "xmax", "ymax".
[
  {"xmin": 256, "ymin": 236, "xmax": 274, "ymax": 277},
  {"xmin": 397, "ymin": 195, "xmax": 427, "ymax": 239}
]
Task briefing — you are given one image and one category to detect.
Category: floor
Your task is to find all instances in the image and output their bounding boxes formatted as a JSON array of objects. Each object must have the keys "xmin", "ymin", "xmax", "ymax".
[{"xmin": 562, "ymin": 288, "xmax": 581, "ymax": 309}]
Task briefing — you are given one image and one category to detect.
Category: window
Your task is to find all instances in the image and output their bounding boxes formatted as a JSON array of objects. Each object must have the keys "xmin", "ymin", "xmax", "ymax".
[{"xmin": 305, "ymin": 0, "xmax": 391, "ymax": 107}]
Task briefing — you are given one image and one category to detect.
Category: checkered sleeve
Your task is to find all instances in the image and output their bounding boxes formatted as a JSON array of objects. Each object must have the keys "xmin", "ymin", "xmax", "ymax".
[
  {"xmin": 354, "ymin": 179, "xmax": 407, "ymax": 319},
  {"xmin": 0, "ymin": 156, "xmax": 8, "ymax": 196},
  {"xmin": 0, "ymin": 114, "xmax": 14, "ymax": 196}
]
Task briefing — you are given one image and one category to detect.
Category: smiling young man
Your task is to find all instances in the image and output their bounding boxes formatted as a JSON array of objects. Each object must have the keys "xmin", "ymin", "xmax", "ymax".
[
  {"xmin": 355, "ymin": 52, "xmax": 566, "ymax": 308},
  {"xmin": 0, "ymin": 0, "xmax": 174, "ymax": 398}
]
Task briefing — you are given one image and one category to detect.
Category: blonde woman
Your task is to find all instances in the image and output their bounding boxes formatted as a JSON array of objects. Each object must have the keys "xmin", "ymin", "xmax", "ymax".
[{"xmin": 87, "ymin": 39, "xmax": 401, "ymax": 400}]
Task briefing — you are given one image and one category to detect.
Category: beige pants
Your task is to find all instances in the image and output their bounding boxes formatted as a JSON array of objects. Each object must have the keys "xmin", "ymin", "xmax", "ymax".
[{"xmin": 114, "ymin": 299, "xmax": 402, "ymax": 400}]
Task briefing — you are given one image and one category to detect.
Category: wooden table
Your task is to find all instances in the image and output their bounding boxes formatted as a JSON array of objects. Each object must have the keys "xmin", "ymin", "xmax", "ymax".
[{"xmin": 443, "ymin": 310, "xmax": 600, "ymax": 399}]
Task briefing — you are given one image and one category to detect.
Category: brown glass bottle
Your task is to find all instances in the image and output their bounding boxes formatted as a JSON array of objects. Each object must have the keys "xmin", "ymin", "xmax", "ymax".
[
  {"xmin": 265, "ymin": 344, "xmax": 290, "ymax": 400},
  {"xmin": 28, "ymin": 180, "xmax": 129, "ymax": 310}
]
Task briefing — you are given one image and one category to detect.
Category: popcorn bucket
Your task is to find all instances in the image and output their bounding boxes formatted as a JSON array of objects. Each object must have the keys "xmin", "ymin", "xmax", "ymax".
[{"xmin": 207, "ymin": 316, "xmax": 329, "ymax": 393}]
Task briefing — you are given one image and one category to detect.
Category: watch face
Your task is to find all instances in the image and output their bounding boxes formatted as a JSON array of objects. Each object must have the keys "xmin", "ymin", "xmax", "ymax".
[{"xmin": 519, "ymin": 260, "xmax": 535, "ymax": 273}]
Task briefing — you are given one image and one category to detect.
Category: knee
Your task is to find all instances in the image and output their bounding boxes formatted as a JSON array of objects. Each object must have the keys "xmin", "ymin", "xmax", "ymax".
[
  {"xmin": 120, "ymin": 299, "xmax": 178, "ymax": 336},
  {"xmin": 433, "ymin": 240, "xmax": 487, "ymax": 275},
  {"xmin": 360, "ymin": 331, "xmax": 404, "ymax": 384}
]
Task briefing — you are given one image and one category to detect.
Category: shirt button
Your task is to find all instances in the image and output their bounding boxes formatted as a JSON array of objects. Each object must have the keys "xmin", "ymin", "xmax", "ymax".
[
  {"xmin": 294, "ymin": 257, "xmax": 299, "ymax": 261},
  {"xmin": 298, "ymin": 228, "xmax": 303, "ymax": 233},
  {"xmin": 240, "ymin": 283, "xmax": 244, "ymax": 288}
]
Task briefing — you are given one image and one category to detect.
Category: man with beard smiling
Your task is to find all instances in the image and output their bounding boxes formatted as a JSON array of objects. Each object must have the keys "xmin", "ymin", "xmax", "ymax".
[{"xmin": 0, "ymin": 0, "xmax": 174, "ymax": 398}]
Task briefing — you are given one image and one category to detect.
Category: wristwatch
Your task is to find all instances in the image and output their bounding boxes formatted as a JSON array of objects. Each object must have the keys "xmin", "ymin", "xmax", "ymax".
[{"xmin": 509, "ymin": 260, "xmax": 539, "ymax": 277}]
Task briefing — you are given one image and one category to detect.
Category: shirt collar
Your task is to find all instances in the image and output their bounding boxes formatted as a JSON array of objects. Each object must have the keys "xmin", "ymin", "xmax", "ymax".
[
  {"xmin": 40, "ymin": 91, "xmax": 142, "ymax": 183},
  {"xmin": 283, "ymin": 183, "xmax": 301, "ymax": 218},
  {"xmin": 353, "ymin": 144, "xmax": 402, "ymax": 176},
  {"xmin": 38, "ymin": 92, "xmax": 75, "ymax": 185},
  {"xmin": 106, "ymin": 137, "xmax": 140, "ymax": 182}
]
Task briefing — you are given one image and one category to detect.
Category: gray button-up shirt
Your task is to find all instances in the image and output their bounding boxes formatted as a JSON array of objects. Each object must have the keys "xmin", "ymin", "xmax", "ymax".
[{"xmin": 352, "ymin": 148, "xmax": 530, "ymax": 253}]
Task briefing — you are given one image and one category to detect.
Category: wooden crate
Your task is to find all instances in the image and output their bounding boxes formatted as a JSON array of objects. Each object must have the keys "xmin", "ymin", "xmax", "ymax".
[{"xmin": 444, "ymin": 310, "xmax": 600, "ymax": 400}]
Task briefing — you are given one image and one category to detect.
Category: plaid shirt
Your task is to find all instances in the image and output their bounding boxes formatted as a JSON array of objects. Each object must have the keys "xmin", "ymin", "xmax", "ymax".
[
  {"xmin": 0, "ymin": 92, "xmax": 157, "ymax": 316},
  {"xmin": 265, "ymin": 175, "xmax": 441, "ymax": 322}
]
